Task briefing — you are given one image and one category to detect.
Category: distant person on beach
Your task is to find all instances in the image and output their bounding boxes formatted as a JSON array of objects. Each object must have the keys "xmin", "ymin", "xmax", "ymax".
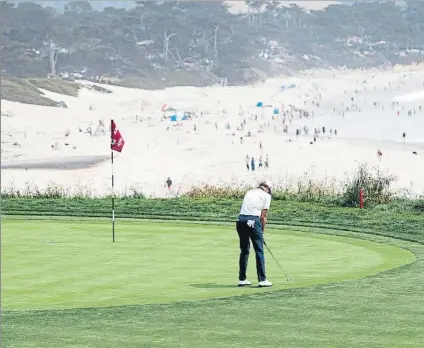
[
  {"xmin": 265, "ymin": 154, "xmax": 269, "ymax": 169},
  {"xmin": 245, "ymin": 155, "xmax": 250, "ymax": 171},
  {"xmin": 377, "ymin": 149, "xmax": 383, "ymax": 162},
  {"xmin": 165, "ymin": 177, "xmax": 173, "ymax": 191},
  {"xmin": 402, "ymin": 132, "xmax": 406, "ymax": 143},
  {"xmin": 251, "ymin": 157, "xmax": 256, "ymax": 171},
  {"xmin": 259, "ymin": 156, "xmax": 263, "ymax": 168}
]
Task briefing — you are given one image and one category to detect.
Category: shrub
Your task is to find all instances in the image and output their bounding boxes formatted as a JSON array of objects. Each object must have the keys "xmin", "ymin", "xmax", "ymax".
[
  {"xmin": 184, "ymin": 185, "xmax": 246, "ymax": 199},
  {"xmin": 412, "ymin": 199, "xmax": 424, "ymax": 213},
  {"xmin": 338, "ymin": 164, "xmax": 397, "ymax": 207}
]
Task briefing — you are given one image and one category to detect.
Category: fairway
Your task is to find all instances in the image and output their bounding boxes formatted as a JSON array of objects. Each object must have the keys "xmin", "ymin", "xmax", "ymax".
[{"xmin": 1, "ymin": 219, "xmax": 415, "ymax": 311}]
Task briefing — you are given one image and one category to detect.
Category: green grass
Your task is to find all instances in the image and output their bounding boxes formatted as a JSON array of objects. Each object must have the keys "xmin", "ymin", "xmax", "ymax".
[
  {"xmin": 1, "ymin": 220, "xmax": 414, "ymax": 311},
  {"xmin": 1, "ymin": 76, "xmax": 79, "ymax": 106},
  {"xmin": 1, "ymin": 198, "xmax": 424, "ymax": 347}
]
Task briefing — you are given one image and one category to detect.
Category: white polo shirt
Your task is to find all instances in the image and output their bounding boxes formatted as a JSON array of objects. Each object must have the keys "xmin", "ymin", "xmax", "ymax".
[{"xmin": 239, "ymin": 188, "xmax": 271, "ymax": 217}]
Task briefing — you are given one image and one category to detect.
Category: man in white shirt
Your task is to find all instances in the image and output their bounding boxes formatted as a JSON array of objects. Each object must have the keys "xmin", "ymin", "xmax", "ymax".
[{"xmin": 236, "ymin": 181, "xmax": 273, "ymax": 287}]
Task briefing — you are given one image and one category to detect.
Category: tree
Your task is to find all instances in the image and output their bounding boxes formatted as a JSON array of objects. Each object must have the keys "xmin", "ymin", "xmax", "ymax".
[{"xmin": 1, "ymin": 0, "xmax": 424, "ymax": 83}]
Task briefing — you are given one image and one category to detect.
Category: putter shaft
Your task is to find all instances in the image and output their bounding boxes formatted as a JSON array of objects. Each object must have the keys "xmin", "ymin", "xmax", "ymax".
[{"xmin": 263, "ymin": 240, "xmax": 292, "ymax": 281}]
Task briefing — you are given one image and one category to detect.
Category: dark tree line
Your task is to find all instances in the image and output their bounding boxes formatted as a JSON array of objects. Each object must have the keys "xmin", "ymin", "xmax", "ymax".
[{"xmin": 1, "ymin": 1, "xmax": 424, "ymax": 86}]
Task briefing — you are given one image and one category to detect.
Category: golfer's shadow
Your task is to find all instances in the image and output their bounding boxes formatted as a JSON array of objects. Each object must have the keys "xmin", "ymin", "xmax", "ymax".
[{"xmin": 189, "ymin": 283, "xmax": 237, "ymax": 289}]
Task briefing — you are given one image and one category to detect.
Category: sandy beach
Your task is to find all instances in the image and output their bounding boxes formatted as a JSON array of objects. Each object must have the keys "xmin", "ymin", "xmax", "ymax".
[{"xmin": 2, "ymin": 64, "xmax": 424, "ymax": 197}]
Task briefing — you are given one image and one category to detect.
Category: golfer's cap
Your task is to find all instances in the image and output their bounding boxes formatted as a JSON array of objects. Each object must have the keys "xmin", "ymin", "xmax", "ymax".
[{"xmin": 258, "ymin": 181, "xmax": 272, "ymax": 190}]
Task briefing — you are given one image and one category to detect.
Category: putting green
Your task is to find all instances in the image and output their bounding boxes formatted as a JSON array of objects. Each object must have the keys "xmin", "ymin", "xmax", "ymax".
[{"xmin": 1, "ymin": 220, "xmax": 415, "ymax": 311}]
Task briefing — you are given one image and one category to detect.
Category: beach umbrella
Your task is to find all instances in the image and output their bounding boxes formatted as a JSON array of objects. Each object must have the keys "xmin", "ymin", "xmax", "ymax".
[
  {"xmin": 164, "ymin": 107, "xmax": 177, "ymax": 112},
  {"xmin": 273, "ymin": 108, "xmax": 280, "ymax": 115},
  {"xmin": 256, "ymin": 101, "xmax": 263, "ymax": 107}
]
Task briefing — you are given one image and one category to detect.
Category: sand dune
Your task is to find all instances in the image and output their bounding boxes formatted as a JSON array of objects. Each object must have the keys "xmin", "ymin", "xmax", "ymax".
[{"xmin": 2, "ymin": 64, "xmax": 424, "ymax": 197}]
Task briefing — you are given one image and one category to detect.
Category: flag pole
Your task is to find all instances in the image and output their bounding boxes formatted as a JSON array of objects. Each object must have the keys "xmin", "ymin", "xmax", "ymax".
[{"xmin": 111, "ymin": 119, "xmax": 115, "ymax": 242}]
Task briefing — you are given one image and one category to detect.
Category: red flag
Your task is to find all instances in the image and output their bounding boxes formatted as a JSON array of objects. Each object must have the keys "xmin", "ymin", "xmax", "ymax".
[{"xmin": 111, "ymin": 120, "xmax": 125, "ymax": 152}]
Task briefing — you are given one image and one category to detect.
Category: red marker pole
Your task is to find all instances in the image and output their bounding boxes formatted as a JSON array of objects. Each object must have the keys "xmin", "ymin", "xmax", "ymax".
[{"xmin": 359, "ymin": 188, "xmax": 364, "ymax": 209}]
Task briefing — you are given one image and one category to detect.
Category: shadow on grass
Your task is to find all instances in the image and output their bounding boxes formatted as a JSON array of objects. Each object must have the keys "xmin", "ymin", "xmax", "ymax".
[{"xmin": 189, "ymin": 283, "xmax": 239, "ymax": 289}]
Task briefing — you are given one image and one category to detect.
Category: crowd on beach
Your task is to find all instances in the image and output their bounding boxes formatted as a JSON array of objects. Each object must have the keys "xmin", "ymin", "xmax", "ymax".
[
  {"xmin": 74, "ymin": 76, "xmax": 423, "ymax": 194},
  {"xmin": 245, "ymin": 153, "xmax": 269, "ymax": 171},
  {"xmin": 5, "ymin": 67, "xmax": 422, "ymax": 198}
]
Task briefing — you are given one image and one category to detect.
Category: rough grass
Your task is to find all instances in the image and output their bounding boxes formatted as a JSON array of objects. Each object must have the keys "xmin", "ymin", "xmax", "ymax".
[
  {"xmin": 2, "ymin": 197, "xmax": 424, "ymax": 244},
  {"xmin": 1, "ymin": 75, "xmax": 79, "ymax": 106}
]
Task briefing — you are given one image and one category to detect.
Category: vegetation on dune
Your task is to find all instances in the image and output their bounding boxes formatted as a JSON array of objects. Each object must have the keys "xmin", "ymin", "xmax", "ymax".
[
  {"xmin": 1, "ymin": 75, "xmax": 57, "ymax": 106},
  {"xmin": 1, "ymin": 75, "xmax": 80, "ymax": 105},
  {"xmin": 27, "ymin": 77, "xmax": 80, "ymax": 97}
]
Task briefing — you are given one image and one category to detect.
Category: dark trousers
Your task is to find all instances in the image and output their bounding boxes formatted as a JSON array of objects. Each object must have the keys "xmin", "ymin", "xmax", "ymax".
[{"xmin": 236, "ymin": 215, "xmax": 266, "ymax": 282}]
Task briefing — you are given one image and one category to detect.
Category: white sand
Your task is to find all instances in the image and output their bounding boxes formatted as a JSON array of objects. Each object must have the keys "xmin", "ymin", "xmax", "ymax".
[{"xmin": 2, "ymin": 64, "xmax": 424, "ymax": 198}]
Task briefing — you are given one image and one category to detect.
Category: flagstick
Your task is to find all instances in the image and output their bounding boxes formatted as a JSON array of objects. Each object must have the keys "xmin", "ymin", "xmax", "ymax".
[{"xmin": 111, "ymin": 120, "xmax": 116, "ymax": 242}]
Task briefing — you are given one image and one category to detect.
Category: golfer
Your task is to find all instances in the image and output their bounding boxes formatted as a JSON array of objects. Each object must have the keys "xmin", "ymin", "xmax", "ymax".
[{"xmin": 236, "ymin": 181, "xmax": 273, "ymax": 287}]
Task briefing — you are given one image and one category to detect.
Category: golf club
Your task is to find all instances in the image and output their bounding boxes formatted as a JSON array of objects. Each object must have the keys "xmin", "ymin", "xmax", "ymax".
[{"xmin": 263, "ymin": 240, "xmax": 292, "ymax": 281}]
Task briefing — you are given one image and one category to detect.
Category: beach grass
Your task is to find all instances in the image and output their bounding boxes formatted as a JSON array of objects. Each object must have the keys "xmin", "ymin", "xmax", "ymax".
[
  {"xmin": 1, "ymin": 76, "xmax": 79, "ymax": 106},
  {"xmin": 27, "ymin": 77, "xmax": 80, "ymax": 97}
]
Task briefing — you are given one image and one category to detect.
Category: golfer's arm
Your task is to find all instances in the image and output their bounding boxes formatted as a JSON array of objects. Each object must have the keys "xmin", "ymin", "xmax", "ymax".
[{"xmin": 260, "ymin": 209, "xmax": 268, "ymax": 230}]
